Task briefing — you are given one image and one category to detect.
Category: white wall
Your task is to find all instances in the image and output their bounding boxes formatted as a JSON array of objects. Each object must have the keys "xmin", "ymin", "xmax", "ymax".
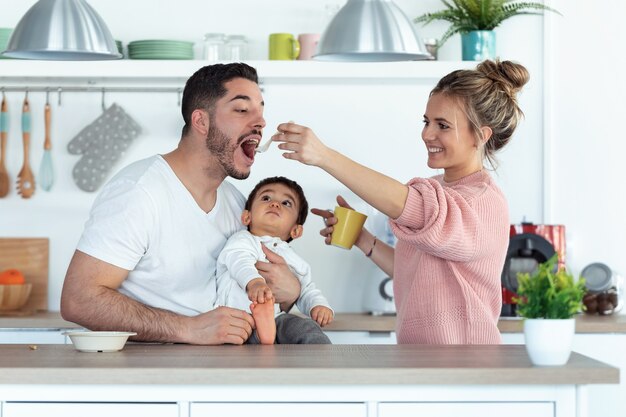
[
  {"xmin": 547, "ymin": 0, "xmax": 626, "ymax": 283},
  {"xmin": 0, "ymin": 0, "xmax": 548, "ymax": 312}
]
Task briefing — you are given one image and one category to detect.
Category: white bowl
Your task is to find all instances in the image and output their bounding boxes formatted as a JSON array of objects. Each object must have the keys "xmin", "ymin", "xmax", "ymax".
[{"xmin": 63, "ymin": 331, "xmax": 137, "ymax": 352}]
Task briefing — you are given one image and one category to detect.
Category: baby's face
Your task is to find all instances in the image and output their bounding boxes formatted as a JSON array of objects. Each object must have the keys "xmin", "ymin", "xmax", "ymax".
[{"xmin": 245, "ymin": 183, "xmax": 301, "ymax": 241}]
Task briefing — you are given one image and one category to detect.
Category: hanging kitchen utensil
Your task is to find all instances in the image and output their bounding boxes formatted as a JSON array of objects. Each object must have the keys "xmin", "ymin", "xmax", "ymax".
[
  {"xmin": 68, "ymin": 103, "xmax": 141, "ymax": 192},
  {"xmin": 16, "ymin": 92, "xmax": 35, "ymax": 199},
  {"xmin": 38, "ymin": 93, "xmax": 54, "ymax": 191},
  {"xmin": 0, "ymin": 92, "xmax": 9, "ymax": 197}
]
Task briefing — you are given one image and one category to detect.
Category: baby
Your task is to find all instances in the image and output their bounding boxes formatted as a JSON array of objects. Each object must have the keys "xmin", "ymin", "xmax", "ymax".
[{"xmin": 216, "ymin": 176, "xmax": 333, "ymax": 344}]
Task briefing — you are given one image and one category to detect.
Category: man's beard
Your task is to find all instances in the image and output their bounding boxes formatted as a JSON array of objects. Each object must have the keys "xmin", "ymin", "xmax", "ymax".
[{"xmin": 206, "ymin": 120, "xmax": 251, "ymax": 180}]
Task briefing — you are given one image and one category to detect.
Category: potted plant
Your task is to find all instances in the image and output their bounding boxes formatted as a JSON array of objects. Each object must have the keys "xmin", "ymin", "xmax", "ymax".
[
  {"xmin": 514, "ymin": 254, "xmax": 586, "ymax": 366},
  {"xmin": 414, "ymin": 0, "xmax": 561, "ymax": 60}
]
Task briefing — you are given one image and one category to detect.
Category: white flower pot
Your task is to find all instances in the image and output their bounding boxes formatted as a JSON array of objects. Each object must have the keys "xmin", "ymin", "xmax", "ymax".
[{"xmin": 523, "ymin": 318, "xmax": 575, "ymax": 366}]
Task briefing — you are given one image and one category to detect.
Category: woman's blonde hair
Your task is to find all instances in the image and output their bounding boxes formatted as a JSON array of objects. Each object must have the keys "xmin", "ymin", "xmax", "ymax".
[{"xmin": 430, "ymin": 59, "xmax": 530, "ymax": 169}]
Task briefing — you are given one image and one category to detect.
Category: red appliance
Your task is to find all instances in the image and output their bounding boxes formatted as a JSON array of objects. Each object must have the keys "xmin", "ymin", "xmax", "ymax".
[{"xmin": 500, "ymin": 222, "xmax": 566, "ymax": 316}]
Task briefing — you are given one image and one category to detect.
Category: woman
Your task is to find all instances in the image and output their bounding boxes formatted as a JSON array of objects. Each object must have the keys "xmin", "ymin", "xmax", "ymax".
[{"xmin": 271, "ymin": 59, "xmax": 530, "ymax": 344}]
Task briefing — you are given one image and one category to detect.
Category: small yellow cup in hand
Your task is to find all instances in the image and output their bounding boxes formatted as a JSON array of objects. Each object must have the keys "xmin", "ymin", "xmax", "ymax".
[{"xmin": 331, "ymin": 206, "xmax": 368, "ymax": 249}]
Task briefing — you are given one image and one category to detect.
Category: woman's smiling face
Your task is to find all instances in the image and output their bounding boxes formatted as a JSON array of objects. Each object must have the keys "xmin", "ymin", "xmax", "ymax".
[{"xmin": 421, "ymin": 93, "xmax": 483, "ymax": 182}]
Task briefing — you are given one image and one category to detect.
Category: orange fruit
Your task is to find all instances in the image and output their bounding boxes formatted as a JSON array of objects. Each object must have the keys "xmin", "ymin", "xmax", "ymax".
[{"xmin": 0, "ymin": 269, "xmax": 26, "ymax": 285}]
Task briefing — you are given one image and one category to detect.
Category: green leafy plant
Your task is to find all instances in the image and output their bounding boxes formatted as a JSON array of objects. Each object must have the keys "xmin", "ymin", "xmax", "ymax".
[
  {"xmin": 514, "ymin": 254, "xmax": 586, "ymax": 319},
  {"xmin": 415, "ymin": 0, "xmax": 561, "ymax": 48}
]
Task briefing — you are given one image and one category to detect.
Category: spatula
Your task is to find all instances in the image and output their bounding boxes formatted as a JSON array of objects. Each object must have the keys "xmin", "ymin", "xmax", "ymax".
[
  {"xmin": 0, "ymin": 93, "xmax": 9, "ymax": 198},
  {"xmin": 16, "ymin": 94, "xmax": 35, "ymax": 199},
  {"xmin": 38, "ymin": 96, "xmax": 53, "ymax": 191}
]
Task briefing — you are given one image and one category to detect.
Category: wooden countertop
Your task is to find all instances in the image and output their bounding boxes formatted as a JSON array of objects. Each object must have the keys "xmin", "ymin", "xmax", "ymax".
[
  {"xmin": 0, "ymin": 343, "xmax": 618, "ymax": 386},
  {"xmin": 0, "ymin": 311, "xmax": 81, "ymax": 330},
  {"xmin": 325, "ymin": 313, "xmax": 626, "ymax": 334},
  {"xmin": 2, "ymin": 312, "xmax": 626, "ymax": 334}
]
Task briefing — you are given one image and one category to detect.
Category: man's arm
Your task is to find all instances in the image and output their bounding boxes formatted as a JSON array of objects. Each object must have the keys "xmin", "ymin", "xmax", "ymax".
[{"xmin": 61, "ymin": 250, "xmax": 254, "ymax": 345}]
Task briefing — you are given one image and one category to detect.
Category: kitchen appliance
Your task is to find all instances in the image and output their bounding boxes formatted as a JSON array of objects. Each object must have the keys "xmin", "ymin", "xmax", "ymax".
[
  {"xmin": 501, "ymin": 222, "xmax": 566, "ymax": 316},
  {"xmin": 363, "ymin": 275, "xmax": 395, "ymax": 315}
]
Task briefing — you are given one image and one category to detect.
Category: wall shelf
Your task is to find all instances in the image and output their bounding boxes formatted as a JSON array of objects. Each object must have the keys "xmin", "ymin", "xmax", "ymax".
[{"xmin": 0, "ymin": 60, "xmax": 476, "ymax": 87}]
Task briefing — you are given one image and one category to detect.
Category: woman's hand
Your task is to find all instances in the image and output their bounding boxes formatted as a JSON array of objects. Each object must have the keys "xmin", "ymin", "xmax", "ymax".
[
  {"xmin": 271, "ymin": 122, "xmax": 331, "ymax": 168},
  {"xmin": 311, "ymin": 195, "xmax": 369, "ymax": 246}
]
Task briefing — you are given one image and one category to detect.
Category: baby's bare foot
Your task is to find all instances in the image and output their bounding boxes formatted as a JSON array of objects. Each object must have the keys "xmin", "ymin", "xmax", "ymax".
[{"xmin": 250, "ymin": 300, "xmax": 276, "ymax": 344}]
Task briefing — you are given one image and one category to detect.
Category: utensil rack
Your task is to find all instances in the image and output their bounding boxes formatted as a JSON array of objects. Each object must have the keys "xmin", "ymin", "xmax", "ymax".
[{"xmin": 1, "ymin": 86, "xmax": 185, "ymax": 107}]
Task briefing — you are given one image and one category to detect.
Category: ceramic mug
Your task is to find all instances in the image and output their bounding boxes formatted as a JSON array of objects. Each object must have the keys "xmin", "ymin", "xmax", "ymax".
[
  {"xmin": 331, "ymin": 206, "xmax": 368, "ymax": 249},
  {"xmin": 269, "ymin": 33, "xmax": 300, "ymax": 60},
  {"xmin": 297, "ymin": 33, "xmax": 320, "ymax": 60}
]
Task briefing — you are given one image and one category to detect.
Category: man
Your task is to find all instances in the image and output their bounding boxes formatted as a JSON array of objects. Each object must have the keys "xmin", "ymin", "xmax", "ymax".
[{"xmin": 61, "ymin": 63, "xmax": 301, "ymax": 345}]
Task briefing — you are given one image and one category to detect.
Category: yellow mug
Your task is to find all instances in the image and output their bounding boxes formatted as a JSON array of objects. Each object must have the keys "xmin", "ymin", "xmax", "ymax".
[
  {"xmin": 331, "ymin": 206, "xmax": 368, "ymax": 249},
  {"xmin": 269, "ymin": 33, "xmax": 300, "ymax": 60}
]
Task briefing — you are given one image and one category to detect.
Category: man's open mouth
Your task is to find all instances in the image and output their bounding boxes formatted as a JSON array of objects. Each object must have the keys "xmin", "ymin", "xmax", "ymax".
[{"xmin": 241, "ymin": 138, "xmax": 259, "ymax": 159}]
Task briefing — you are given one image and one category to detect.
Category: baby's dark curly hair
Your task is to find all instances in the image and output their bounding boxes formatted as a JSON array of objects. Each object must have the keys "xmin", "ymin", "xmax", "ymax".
[{"xmin": 245, "ymin": 176, "xmax": 309, "ymax": 228}]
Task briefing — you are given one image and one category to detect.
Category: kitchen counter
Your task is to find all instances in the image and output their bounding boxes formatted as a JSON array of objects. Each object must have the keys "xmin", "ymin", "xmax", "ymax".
[
  {"xmin": 0, "ymin": 343, "xmax": 618, "ymax": 417},
  {"xmin": 0, "ymin": 311, "xmax": 80, "ymax": 330},
  {"xmin": 0, "ymin": 343, "xmax": 617, "ymax": 385},
  {"xmin": 2, "ymin": 311, "xmax": 626, "ymax": 333},
  {"xmin": 327, "ymin": 313, "xmax": 626, "ymax": 334},
  {"xmin": 331, "ymin": 314, "xmax": 626, "ymax": 334}
]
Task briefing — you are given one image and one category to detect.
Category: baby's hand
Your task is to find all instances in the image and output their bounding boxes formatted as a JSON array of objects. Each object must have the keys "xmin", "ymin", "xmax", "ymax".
[
  {"xmin": 246, "ymin": 278, "xmax": 274, "ymax": 304},
  {"xmin": 311, "ymin": 306, "xmax": 334, "ymax": 327}
]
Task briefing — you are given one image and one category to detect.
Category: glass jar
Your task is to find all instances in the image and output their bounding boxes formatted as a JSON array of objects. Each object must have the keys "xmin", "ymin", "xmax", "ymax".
[
  {"xmin": 582, "ymin": 263, "xmax": 624, "ymax": 315},
  {"xmin": 202, "ymin": 33, "xmax": 225, "ymax": 61},
  {"xmin": 225, "ymin": 35, "xmax": 247, "ymax": 61}
]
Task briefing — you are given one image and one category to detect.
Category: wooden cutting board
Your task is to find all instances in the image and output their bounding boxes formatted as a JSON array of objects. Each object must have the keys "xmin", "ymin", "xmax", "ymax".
[{"xmin": 0, "ymin": 238, "xmax": 48, "ymax": 315}]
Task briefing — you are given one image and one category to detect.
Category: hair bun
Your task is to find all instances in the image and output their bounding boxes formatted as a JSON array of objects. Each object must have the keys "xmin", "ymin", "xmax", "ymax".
[{"xmin": 478, "ymin": 59, "xmax": 530, "ymax": 95}]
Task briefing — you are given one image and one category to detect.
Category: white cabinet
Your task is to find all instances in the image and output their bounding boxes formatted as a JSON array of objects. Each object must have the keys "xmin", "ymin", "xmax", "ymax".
[
  {"xmin": 191, "ymin": 402, "xmax": 365, "ymax": 417},
  {"xmin": 378, "ymin": 402, "xmax": 553, "ymax": 417},
  {"xmin": 502, "ymin": 332, "xmax": 626, "ymax": 417},
  {"xmin": 572, "ymin": 334, "xmax": 626, "ymax": 417},
  {"xmin": 3, "ymin": 402, "xmax": 179, "ymax": 417},
  {"xmin": 0, "ymin": 330, "xmax": 67, "ymax": 344}
]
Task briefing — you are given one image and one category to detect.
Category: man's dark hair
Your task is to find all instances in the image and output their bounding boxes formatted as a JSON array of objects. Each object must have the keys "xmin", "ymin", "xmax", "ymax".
[
  {"xmin": 245, "ymin": 176, "xmax": 309, "ymax": 240},
  {"xmin": 180, "ymin": 63, "xmax": 259, "ymax": 137}
]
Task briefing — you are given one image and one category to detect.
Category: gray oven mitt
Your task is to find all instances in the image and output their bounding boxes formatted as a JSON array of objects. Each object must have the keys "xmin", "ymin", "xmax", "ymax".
[{"xmin": 67, "ymin": 103, "xmax": 142, "ymax": 192}]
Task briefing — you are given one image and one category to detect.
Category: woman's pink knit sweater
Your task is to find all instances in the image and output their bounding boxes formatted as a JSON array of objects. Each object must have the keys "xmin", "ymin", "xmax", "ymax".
[{"xmin": 390, "ymin": 170, "xmax": 508, "ymax": 344}]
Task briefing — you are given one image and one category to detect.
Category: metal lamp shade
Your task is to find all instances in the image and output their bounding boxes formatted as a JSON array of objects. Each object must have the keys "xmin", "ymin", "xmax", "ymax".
[
  {"xmin": 314, "ymin": 0, "xmax": 431, "ymax": 62},
  {"xmin": 3, "ymin": 0, "xmax": 121, "ymax": 60}
]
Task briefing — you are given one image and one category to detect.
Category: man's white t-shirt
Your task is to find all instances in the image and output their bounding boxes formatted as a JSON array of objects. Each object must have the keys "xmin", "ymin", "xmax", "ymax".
[{"xmin": 77, "ymin": 155, "xmax": 245, "ymax": 316}]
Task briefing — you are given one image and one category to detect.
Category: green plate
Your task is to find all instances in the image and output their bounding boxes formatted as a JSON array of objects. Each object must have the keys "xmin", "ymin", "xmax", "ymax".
[
  {"xmin": 128, "ymin": 46, "xmax": 193, "ymax": 53},
  {"xmin": 129, "ymin": 52, "xmax": 193, "ymax": 59},
  {"xmin": 128, "ymin": 40, "xmax": 193, "ymax": 48},
  {"xmin": 129, "ymin": 55, "xmax": 193, "ymax": 60}
]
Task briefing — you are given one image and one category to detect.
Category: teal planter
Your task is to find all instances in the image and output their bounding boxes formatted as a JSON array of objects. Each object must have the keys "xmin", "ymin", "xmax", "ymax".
[{"xmin": 461, "ymin": 30, "xmax": 495, "ymax": 61}]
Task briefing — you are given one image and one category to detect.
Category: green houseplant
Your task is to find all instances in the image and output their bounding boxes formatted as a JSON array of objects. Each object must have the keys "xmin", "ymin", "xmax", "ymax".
[
  {"xmin": 514, "ymin": 254, "xmax": 586, "ymax": 319},
  {"xmin": 513, "ymin": 254, "xmax": 586, "ymax": 366},
  {"xmin": 414, "ymin": 0, "xmax": 561, "ymax": 60}
]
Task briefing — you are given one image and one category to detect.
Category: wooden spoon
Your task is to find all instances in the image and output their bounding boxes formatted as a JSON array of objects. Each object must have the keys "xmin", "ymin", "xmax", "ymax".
[
  {"xmin": 0, "ymin": 94, "xmax": 9, "ymax": 197},
  {"xmin": 16, "ymin": 95, "xmax": 35, "ymax": 199}
]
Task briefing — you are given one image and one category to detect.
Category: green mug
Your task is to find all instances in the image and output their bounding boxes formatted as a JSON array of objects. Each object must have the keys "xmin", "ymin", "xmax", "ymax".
[{"xmin": 269, "ymin": 33, "xmax": 300, "ymax": 60}]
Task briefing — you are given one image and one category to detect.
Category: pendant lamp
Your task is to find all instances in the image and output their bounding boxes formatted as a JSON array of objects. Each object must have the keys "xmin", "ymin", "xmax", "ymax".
[
  {"xmin": 314, "ymin": 0, "xmax": 431, "ymax": 62},
  {"xmin": 3, "ymin": 0, "xmax": 121, "ymax": 60}
]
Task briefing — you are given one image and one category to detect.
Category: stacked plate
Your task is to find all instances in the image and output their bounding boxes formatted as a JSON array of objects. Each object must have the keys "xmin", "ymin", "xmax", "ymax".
[
  {"xmin": 128, "ymin": 39, "xmax": 194, "ymax": 60},
  {"xmin": 115, "ymin": 40, "xmax": 123, "ymax": 57},
  {"xmin": 0, "ymin": 28, "xmax": 13, "ymax": 59}
]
